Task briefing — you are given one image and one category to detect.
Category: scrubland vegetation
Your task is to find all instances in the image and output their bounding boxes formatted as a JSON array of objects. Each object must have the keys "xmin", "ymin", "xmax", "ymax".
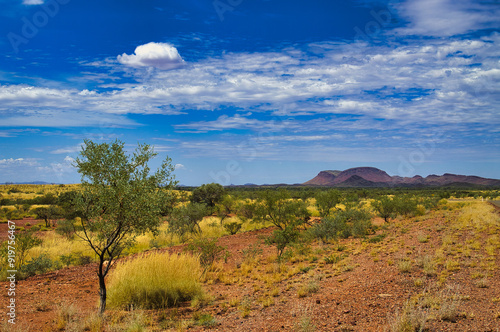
[
  {"xmin": 1, "ymin": 139, "xmax": 499, "ymax": 330},
  {"xmin": 1, "ymin": 181, "xmax": 500, "ymax": 331}
]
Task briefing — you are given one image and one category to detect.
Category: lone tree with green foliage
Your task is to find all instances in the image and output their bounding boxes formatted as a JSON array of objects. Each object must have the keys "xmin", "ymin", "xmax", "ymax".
[
  {"xmin": 167, "ymin": 202, "xmax": 209, "ymax": 240},
  {"xmin": 190, "ymin": 183, "xmax": 225, "ymax": 213},
  {"xmin": 33, "ymin": 205, "xmax": 63, "ymax": 227},
  {"xmin": 372, "ymin": 195, "xmax": 396, "ymax": 223},
  {"xmin": 315, "ymin": 189, "xmax": 342, "ymax": 218},
  {"xmin": 73, "ymin": 139, "xmax": 177, "ymax": 315},
  {"xmin": 253, "ymin": 189, "xmax": 311, "ymax": 230},
  {"xmin": 254, "ymin": 189, "xmax": 311, "ymax": 261}
]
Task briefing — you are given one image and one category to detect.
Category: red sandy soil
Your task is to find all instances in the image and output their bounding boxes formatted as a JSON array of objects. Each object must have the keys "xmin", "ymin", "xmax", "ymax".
[
  {"xmin": 1, "ymin": 207, "xmax": 500, "ymax": 331},
  {"xmin": 0, "ymin": 218, "xmax": 41, "ymax": 242}
]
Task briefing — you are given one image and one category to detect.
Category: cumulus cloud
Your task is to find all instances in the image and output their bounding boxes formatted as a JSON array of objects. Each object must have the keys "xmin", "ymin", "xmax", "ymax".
[
  {"xmin": 1, "ymin": 33, "xmax": 499, "ymax": 136},
  {"xmin": 174, "ymin": 163, "xmax": 186, "ymax": 170},
  {"xmin": 395, "ymin": 0, "xmax": 500, "ymax": 37},
  {"xmin": 36, "ymin": 156, "xmax": 77, "ymax": 183},
  {"xmin": 0, "ymin": 158, "xmax": 38, "ymax": 166},
  {"xmin": 117, "ymin": 42, "xmax": 185, "ymax": 70},
  {"xmin": 64, "ymin": 156, "xmax": 75, "ymax": 163}
]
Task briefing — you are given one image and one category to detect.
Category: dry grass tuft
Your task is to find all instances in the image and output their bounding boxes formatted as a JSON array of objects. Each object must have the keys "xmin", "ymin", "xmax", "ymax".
[{"xmin": 107, "ymin": 251, "xmax": 204, "ymax": 310}]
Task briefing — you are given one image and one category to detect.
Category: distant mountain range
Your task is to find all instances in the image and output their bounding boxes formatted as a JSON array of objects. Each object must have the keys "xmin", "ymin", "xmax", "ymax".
[
  {"xmin": 303, "ymin": 167, "xmax": 500, "ymax": 188},
  {"xmin": 1, "ymin": 181, "xmax": 57, "ymax": 185}
]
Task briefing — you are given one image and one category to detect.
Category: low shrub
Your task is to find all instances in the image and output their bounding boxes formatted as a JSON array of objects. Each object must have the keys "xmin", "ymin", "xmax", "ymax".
[
  {"xmin": 185, "ymin": 237, "xmax": 229, "ymax": 269},
  {"xmin": 308, "ymin": 216, "xmax": 345, "ymax": 243},
  {"xmin": 58, "ymin": 252, "xmax": 93, "ymax": 267},
  {"xmin": 223, "ymin": 221, "xmax": 242, "ymax": 235},
  {"xmin": 55, "ymin": 219, "xmax": 76, "ymax": 239},
  {"xmin": 310, "ymin": 208, "xmax": 374, "ymax": 242},
  {"xmin": 368, "ymin": 233, "xmax": 387, "ymax": 243},
  {"xmin": 297, "ymin": 280, "xmax": 319, "ymax": 298},
  {"xmin": 193, "ymin": 312, "xmax": 217, "ymax": 327},
  {"xmin": 242, "ymin": 242, "xmax": 263, "ymax": 263},
  {"xmin": 107, "ymin": 251, "xmax": 204, "ymax": 309},
  {"xmin": 21, "ymin": 253, "xmax": 53, "ymax": 277},
  {"xmin": 324, "ymin": 253, "xmax": 346, "ymax": 264}
]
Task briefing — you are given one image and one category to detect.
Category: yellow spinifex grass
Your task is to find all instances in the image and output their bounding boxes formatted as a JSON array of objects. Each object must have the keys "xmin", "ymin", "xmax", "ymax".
[
  {"xmin": 107, "ymin": 251, "xmax": 204, "ymax": 310},
  {"xmin": 28, "ymin": 232, "xmax": 95, "ymax": 262},
  {"xmin": 457, "ymin": 202, "xmax": 500, "ymax": 232}
]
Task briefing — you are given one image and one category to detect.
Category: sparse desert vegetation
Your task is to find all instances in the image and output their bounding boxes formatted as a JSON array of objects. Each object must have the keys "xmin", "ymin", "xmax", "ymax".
[{"xmin": 1, "ymin": 173, "xmax": 500, "ymax": 330}]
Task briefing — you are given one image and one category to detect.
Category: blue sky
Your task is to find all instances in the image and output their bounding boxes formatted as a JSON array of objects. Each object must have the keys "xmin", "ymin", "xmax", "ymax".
[{"xmin": 0, "ymin": 0, "xmax": 499, "ymax": 185}]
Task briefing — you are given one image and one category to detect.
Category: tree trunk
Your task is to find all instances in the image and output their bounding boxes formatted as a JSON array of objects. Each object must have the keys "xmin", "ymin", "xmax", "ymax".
[{"xmin": 98, "ymin": 266, "xmax": 107, "ymax": 315}]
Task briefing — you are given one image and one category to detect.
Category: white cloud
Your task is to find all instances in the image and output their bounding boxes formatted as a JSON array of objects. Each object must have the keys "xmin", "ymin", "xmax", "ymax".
[
  {"xmin": 394, "ymin": 0, "xmax": 500, "ymax": 37},
  {"xmin": 36, "ymin": 156, "xmax": 77, "ymax": 183},
  {"xmin": 0, "ymin": 129, "xmax": 38, "ymax": 138},
  {"xmin": 23, "ymin": 0, "xmax": 44, "ymax": 5},
  {"xmin": 117, "ymin": 42, "xmax": 185, "ymax": 70},
  {"xmin": 51, "ymin": 144, "xmax": 82, "ymax": 154},
  {"xmin": 64, "ymin": 156, "xmax": 75, "ymax": 163},
  {"xmin": 174, "ymin": 163, "xmax": 185, "ymax": 170},
  {"xmin": 0, "ymin": 158, "xmax": 38, "ymax": 166},
  {"xmin": 1, "ymin": 33, "xmax": 499, "ymax": 135}
]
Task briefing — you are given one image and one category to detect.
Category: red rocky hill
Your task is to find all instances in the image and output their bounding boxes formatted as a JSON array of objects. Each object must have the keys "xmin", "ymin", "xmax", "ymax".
[{"xmin": 303, "ymin": 167, "xmax": 500, "ymax": 187}]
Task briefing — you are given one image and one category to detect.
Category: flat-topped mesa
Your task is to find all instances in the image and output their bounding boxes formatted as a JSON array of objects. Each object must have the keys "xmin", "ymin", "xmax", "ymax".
[{"xmin": 330, "ymin": 167, "xmax": 392, "ymax": 185}]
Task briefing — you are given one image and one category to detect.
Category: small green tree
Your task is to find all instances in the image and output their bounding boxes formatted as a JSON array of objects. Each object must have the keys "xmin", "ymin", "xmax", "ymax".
[
  {"xmin": 253, "ymin": 189, "xmax": 310, "ymax": 230},
  {"xmin": 372, "ymin": 196, "xmax": 396, "ymax": 223},
  {"xmin": 185, "ymin": 237, "xmax": 228, "ymax": 270},
  {"xmin": 394, "ymin": 195, "xmax": 418, "ymax": 216},
  {"xmin": 265, "ymin": 227, "xmax": 300, "ymax": 261},
  {"xmin": 254, "ymin": 190, "xmax": 311, "ymax": 262},
  {"xmin": 216, "ymin": 194, "xmax": 236, "ymax": 225},
  {"xmin": 14, "ymin": 230, "xmax": 43, "ymax": 269},
  {"xmin": 74, "ymin": 139, "xmax": 177, "ymax": 315},
  {"xmin": 33, "ymin": 205, "xmax": 63, "ymax": 227},
  {"xmin": 55, "ymin": 219, "xmax": 77, "ymax": 240},
  {"xmin": 315, "ymin": 189, "xmax": 342, "ymax": 218},
  {"xmin": 235, "ymin": 199, "xmax": 256, "ymax": 222},
  {"xmin": 190, "ymin": 183, "xmax": 225, "ymax": 213},
  {"xmin": 57, "ymin": 190, "xmax": 82, "ymax": 220},
  {"xmin": 167, "ymin": 202, "xmax": 209, "ymax": 240},
  {"xmin": 311, "ymin": 208, "xmax": 373, "ymax": 242}
]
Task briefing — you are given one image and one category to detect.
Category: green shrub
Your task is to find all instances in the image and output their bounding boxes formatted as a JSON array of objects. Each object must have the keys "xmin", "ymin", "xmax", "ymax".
[
  {"xmin": 185, "ymin": 237, "xmax": 229, "ymax": 268},
  {"xmin": 193, "ymin": 312, "xmax": 217, "ymax": 327},
  {"xmin": 21, "ymin": 254, "xmax": 53, "ymax": 277},
  {"xmin": 168, "ymin": 203, "xmax": 208, "ymax": 239},
  {"xmin": 242, "ymin": 242, "xmax": 263, "ymax": 263},
  {"xmin": 312, "ymin": 208, "xmax": 373, "ymax": 241},
  {"xmin": 76, "ymin": 253, "xmax": 93, "ymax": 265},
  {"xmin": 324, "ymin": 253, "xmax": 346, "ymax": 264},
  {"xmin": 55, "ymin": 219, "xmax": 76, "ymax": 239},
  {"xmin": 308, "ymin": 216, "xmax": 345, "ymax": 243},
  {"xmin": 30, "ymin": 225, "xmax": 40, "ymax": 232},
  {"xmin": 265, "ymin": 227, "xmax": 300, "ymax": 261},
  {"xmin": 368, "ymin": 233, "xmax": 387, "ymax": 243},
  {"xmin": 149, "ymin": 238, "xmax": 161, "ymax": 249},
  {"xmin": 59, "ymin": 253, "xmax": 75, "ymax": 267},
  {"xmin": 349, "ymin": 209, "xmax": 374, "ymax": 237},
  {"xmin": 14, "ymin": 231, "xmax": 43, "ymax": 268},
  {"xmin": 223, "ymin": 221, "xmax": 242, "ymax": 235},
  {"xmin": 59, "ymin": 252, "xmax": 92, "ymax": 266},
  {"xmin": 107, "ymin": 251, "xmax": 203, "ymax": 309}
]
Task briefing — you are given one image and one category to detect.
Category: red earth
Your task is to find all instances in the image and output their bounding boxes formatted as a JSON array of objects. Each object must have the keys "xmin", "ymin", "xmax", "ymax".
[{"xmin": 1, "ymin": 205, "xmax": 500, "ymax": 331}]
